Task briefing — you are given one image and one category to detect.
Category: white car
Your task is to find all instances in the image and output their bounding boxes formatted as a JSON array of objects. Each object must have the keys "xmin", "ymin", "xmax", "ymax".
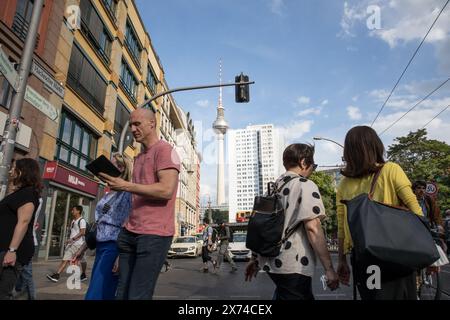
[
  {"xmin": 168, "ymin": 236, "xmax": 202, "ymax": 258},
  {"xmin": 227, "ymin": 232, "xmax": 252, "ymax": 261}
]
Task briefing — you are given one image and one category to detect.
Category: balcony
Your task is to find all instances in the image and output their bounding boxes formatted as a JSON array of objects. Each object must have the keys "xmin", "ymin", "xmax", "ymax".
[{"xmin": 12, "ymin": 12, "xmax": 40, "ymax": 48}]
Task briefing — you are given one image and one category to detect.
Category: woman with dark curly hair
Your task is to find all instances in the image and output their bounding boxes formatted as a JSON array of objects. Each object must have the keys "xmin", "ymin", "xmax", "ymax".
[{"xmin": 0, "ymin": 158, "xmax": 42, "ymax": 299}]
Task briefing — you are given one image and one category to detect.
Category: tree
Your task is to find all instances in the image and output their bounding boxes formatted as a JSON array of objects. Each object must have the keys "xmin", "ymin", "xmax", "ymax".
[
  {"xmin": 387, "ymin": 129, "xmax": 450, "ymax": 211},
  {"xmin": 310, "ymin": 171, "xmax": 337, "ymax": 238},
  {"xmin": 211, "ymin": 209, "xmax": 228, "ymax": 224}
]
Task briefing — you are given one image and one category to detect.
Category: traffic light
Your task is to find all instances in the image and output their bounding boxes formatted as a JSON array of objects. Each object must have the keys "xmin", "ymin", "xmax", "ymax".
[{"xmin": 235, "ymin": 73, "xmax": 250, "ymax": 103}]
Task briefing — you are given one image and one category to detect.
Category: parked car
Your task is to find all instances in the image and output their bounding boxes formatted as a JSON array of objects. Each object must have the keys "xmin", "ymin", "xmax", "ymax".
[
  {"xmin": 167, "ymin": 236, "xmax": 202, "ymax": 258},
  {"xmin": 227, "ymin": 232, "xmax": 251, "ymax": 261}
]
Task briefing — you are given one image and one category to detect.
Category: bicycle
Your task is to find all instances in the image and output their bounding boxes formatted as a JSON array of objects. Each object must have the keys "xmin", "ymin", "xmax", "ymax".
[{"xmin": 417, "ymin": 227, "xmax": 445, "ymax": 300}]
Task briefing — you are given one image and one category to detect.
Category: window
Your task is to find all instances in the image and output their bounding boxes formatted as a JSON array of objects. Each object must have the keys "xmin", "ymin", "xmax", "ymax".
[
  {"xmin": 120, "ymin": 60, "xmax": 138, "ymax": 102},
  {"xmin": 102, "ymin": 0, "xmax": 117, "ymax": 23},
  {"xmin": 113, "ymin": 98, "xmax": 131, "ymax": 147},
  {"xmin": 147, "ymin": 65, "xmax": 157, "ymax": 94},
  {"xmin": 125, "ymin": 19, "xmax": 142, "ymax": 67},
  {"xmin": 0, "ymin": 77, "xmax": 13, "ymax": 109},
  {"xmin": 56, "ymin": 111, "xmax": 98, "ymax": 172},
  {"xmin": 67, "ymin": 44, "xmax": 107, "ymax": 114},
  {"xmin": 79, "ymin": 0, "xmax": 112, "ymax": 64}
]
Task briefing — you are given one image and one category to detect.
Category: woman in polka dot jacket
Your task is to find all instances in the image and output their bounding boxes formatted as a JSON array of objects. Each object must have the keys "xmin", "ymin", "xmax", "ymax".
[{"xmin": 245, "ymin": 143, "xmax": 339, "ymax": 300}]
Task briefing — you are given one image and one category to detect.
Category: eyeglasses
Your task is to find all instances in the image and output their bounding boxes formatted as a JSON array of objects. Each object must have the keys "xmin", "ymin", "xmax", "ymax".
[{"xmin": 312, "ymin": 164, "xmax": 318, "ymax": 171}]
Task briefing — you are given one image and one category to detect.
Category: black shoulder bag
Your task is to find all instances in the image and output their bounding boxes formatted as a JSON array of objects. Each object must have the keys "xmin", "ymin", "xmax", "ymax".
[{"xmin": 342, "ymin": 166, "xmax": 439, "ymax": 271}]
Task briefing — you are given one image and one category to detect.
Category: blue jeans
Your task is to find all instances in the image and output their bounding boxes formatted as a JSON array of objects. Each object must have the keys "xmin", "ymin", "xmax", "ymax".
[
  {"xmin": 115, "ymin": 228, "xmax": 172, "ymax": 300},
  {"xmin": 85, "ymin": 241, "xmax": 119, "ymax": 300},
  {"xmin": 15, "ymin": 260, "xmax": 35, "ymax": 300}
]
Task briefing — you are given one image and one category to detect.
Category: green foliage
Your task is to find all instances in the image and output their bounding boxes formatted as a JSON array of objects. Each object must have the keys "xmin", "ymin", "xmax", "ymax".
[
  {"xmin": 310, "ymin": 171, "xmax": 337, "ymax": 238},
  {"xmin": 387, "ymin": 129, "xmax": 450, "ymax": 211},
  {"xmin": 210, "ymin": 209, "xmax": 229, "ymax": 224}
]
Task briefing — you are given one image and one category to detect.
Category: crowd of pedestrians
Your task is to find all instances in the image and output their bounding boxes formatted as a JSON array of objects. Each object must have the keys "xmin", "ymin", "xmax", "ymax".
[{"xmin": 1, "ymin": 121, "xmax": 448, "ymax": 300}]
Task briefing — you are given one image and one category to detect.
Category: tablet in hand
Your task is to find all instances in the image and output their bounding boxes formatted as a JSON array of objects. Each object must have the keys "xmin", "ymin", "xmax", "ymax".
[{"xmin": 86, "ymin": 155, "xmax": 121, "ymax": 178}]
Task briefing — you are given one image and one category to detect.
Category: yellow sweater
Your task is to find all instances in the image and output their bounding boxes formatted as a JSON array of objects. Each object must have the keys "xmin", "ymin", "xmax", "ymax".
[{"xmin": 336, "ymin": 162, "xmax": 423, "ymax": 255}]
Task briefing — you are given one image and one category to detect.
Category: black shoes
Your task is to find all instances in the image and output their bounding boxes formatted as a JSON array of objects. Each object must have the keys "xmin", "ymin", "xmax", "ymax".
[{"xmin": 46, "ymin": 273, "xmax": 60, "ymax": 283}]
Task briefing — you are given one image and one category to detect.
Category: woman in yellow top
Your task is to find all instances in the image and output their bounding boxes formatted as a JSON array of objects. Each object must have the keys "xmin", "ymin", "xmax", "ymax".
[{"xmin": 336, "ymin": 126, "xmax": 422, "ymax": 300}]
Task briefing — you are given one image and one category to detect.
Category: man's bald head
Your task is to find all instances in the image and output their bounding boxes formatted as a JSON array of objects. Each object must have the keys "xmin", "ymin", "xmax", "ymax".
[
  {"xmin": 129, "ymin": 107, "xmax": 158, "ymax": 147},
  {"xmin": 131, "ymin": 107, "xmax": 156, "ymax": 121}
]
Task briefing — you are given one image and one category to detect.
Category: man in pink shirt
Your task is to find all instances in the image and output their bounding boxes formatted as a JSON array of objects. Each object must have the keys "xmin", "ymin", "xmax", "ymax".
[{"xmin": 100, "ymin": 108, "xmax": 180, "ymax": 300}]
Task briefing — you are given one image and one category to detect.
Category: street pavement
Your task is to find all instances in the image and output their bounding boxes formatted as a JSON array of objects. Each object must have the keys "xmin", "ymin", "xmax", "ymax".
[{"xmin": 26, "ymin": 252, "xmax": 450, "ymax": 300}]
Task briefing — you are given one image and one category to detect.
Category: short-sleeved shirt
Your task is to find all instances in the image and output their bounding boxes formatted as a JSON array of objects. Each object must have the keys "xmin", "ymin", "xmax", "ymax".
[
  {"xmin": 258, "ymin": 172, "xmax": 326, "ymax": 278},
  {"xmin": 0, "ymin": 186, "xmax": 40, "ymax": 265},
  {"xmin": 125, "ymin": 140, "xmax": 180, "ymax": 236},
  {"xmin": 95, "ymin": 191, "xmax": 131, "ymax": 242},
  {"xmin": 69, "ymin": 217, "xmax": 86, "ymax": 247},
  {"xmin": 202, "ymin": 226, "xmax": 213, "ymax": 246}
]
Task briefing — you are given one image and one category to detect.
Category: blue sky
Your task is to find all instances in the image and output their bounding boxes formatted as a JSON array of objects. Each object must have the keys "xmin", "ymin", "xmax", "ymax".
[{"xmin": 135, "ymin": 0, "xmax": 450, "ymax": 205}]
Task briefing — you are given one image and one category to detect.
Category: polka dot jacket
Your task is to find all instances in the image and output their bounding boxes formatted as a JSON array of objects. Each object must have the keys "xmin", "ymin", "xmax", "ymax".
[{"xmin": 258, "ymin": 171, "xmax": 327, "ymax": 277}]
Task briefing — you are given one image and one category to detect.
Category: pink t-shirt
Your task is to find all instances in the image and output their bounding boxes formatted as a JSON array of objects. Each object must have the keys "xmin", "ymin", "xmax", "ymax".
[{"xmin": 125, "ymin": 140, "xmax": 180, "ymax": 236}]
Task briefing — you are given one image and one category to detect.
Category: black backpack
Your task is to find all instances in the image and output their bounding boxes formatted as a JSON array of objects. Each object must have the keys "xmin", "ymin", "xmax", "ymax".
[
  {"xmin": 210, "ymin": 227, "xmax": 218, "ymax": 243},
  {"xmin": 246, "ymin": 176, "xmax": 302, "ymax": 257}
]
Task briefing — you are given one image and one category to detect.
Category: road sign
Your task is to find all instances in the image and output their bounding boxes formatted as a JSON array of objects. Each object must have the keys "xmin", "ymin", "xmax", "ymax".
[
  {"xmin": 24, "ymin": 85, "xmax": 58, "ymax": 120},
  {"xmin": 31, "ymin": 60, "xmax": 65, "ymax": 98},
  {"xmin": 426, "ymin": 182, "xmax": 438, "ymax": 197},
  {"xmin": 0, "ymin": 44, "xmax": 19, "ymax": 91}
]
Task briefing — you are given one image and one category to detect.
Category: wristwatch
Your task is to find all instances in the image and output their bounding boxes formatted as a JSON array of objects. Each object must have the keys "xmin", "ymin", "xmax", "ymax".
[{"xmin": 8, "ymin": 247, "xmax": 17, "ymax": 253}]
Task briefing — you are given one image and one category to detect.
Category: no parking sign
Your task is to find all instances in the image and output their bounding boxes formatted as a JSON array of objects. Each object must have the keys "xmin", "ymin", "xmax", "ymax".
[{"xmin": 426, "ymin": 182, "xmax": 438, "ymax": 197}]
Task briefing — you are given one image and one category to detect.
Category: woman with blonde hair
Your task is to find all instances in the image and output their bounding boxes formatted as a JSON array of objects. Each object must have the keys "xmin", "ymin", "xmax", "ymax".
[{"xmin": 79, "ymin": 153, "xmax": 133, "ymax": 300}]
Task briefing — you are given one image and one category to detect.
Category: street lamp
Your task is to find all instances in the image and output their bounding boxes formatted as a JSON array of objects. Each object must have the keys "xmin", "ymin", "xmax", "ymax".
[
  {"xmin": 313, "ymin": 136, "xmax": 344, "ymax": 149},
  {"xmin": 118, "ymin": 77, "xmax": 254, "ymax": 153}
]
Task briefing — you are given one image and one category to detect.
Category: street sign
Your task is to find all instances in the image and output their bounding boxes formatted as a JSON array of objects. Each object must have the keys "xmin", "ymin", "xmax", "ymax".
[
  {"xmin": 24, "ymin": 85, "xmax": 58, "ymax": 120},
  {"xmin": 426, "ymin": 182, "xmax": 438, "ymax": 197},
  {"xmin": 31, "ymin": 60, "xmax": 65, "ymax": 98},
  {"xmin": 0, "ymin": 44, "xmax": 19, "ymax": 91}
]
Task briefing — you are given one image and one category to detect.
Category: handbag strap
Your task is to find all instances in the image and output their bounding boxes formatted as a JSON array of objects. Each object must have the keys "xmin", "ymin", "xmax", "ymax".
[{"xmin": 368, "ymin": 165, "xmax": 384, "ymax": 200}]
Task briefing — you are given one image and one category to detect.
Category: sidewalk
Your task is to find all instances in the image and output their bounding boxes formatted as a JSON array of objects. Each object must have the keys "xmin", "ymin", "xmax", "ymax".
[{"xmin": 29, "ymin": 255, "xmax": 95, "ymax": 300}]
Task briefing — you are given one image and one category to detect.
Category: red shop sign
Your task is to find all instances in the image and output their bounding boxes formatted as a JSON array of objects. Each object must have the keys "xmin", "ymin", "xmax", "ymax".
[{"xmin": 43, "ymin": 161, "xmax": 98, "ymax": 196}]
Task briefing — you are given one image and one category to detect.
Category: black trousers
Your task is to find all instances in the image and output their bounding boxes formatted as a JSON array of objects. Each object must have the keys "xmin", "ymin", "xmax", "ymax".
[
  {"xmin": 201, "ymin": 246, "xmax": 212, "ymax": 264},
  {"xmin": 0, "ymin": 251, "xmax": 22, "ymax": 300},
  {"xmin": 268, "ymin": 273, "xmax": 314, "ymax": 300}
]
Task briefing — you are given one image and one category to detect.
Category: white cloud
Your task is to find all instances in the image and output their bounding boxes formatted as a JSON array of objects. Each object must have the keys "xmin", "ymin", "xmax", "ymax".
[
  {"xmin": 338, "ymin": 1, "xmax": 368, "ymax": 38},
  {"xmin": 297, "ymin": 107, "xmax": 322, "ymax": 117},
  {"xmin": 269, "ymin": 0, "xmax": 286, "ymax": 16},
  {"xmin": 373, "ymin": 105, "xmax": 450, "ymax": 145},
  {"xmin": 279, "ymin": 120, "xmax": 313, "ymax": 143},
  {"xmin": 196, "ymin": 99, "xmax": 209, "ymax": 108},
  {"xmin": 340, "ymin": 1, "xmax": 450, "ymax": 69},
  {"xmin": 321, "ymin": 99, "xmax": 329, "ymax": 106},
  {"xmin": 297, "ymin": 96, "xmax": 311, "ymax": 105},
  {"xmin": 347, "ymin": 106, "xmax": 362, "ymax": 120}
]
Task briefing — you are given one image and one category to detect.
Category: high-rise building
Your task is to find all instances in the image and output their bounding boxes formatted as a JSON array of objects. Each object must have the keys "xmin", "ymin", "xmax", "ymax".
[
  {"xmin": 212, "ymin": 60, "xmax": 228, "ymax": 206},
  {"xmin": 228, "ymin": 124, "xmax": 285, "ymax": 222}
]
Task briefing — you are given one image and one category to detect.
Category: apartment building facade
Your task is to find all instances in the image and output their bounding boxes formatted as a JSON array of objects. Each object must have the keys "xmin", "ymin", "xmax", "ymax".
[
  {"xmin": 0, "ymin": 0, "xmax": 200, "ymax": 259},
  {"xmin": 228, "ymin": 124, "xmax": 285, "ymax": 222}
]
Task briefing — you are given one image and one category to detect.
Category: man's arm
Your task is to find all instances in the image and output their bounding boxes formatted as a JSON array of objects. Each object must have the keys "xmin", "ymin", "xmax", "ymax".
[{"xmin": 100, "ymin": 168, "xmax": 179, "ymax": 201}]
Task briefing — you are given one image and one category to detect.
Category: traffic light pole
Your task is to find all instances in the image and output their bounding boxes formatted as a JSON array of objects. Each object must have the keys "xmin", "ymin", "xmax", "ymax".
[
  {"xmin": 118, "ymin": 80, "xmax": 254, "ymax": 154},
  {"xmin": 0, "ymin": 0, "xmax": 44, "ymax": 200}
]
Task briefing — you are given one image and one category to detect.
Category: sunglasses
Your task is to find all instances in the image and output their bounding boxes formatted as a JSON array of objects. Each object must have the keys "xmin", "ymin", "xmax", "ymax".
[{"xmin": 312, "ymin": 164, "xmax": 318, "ymax": 171}]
